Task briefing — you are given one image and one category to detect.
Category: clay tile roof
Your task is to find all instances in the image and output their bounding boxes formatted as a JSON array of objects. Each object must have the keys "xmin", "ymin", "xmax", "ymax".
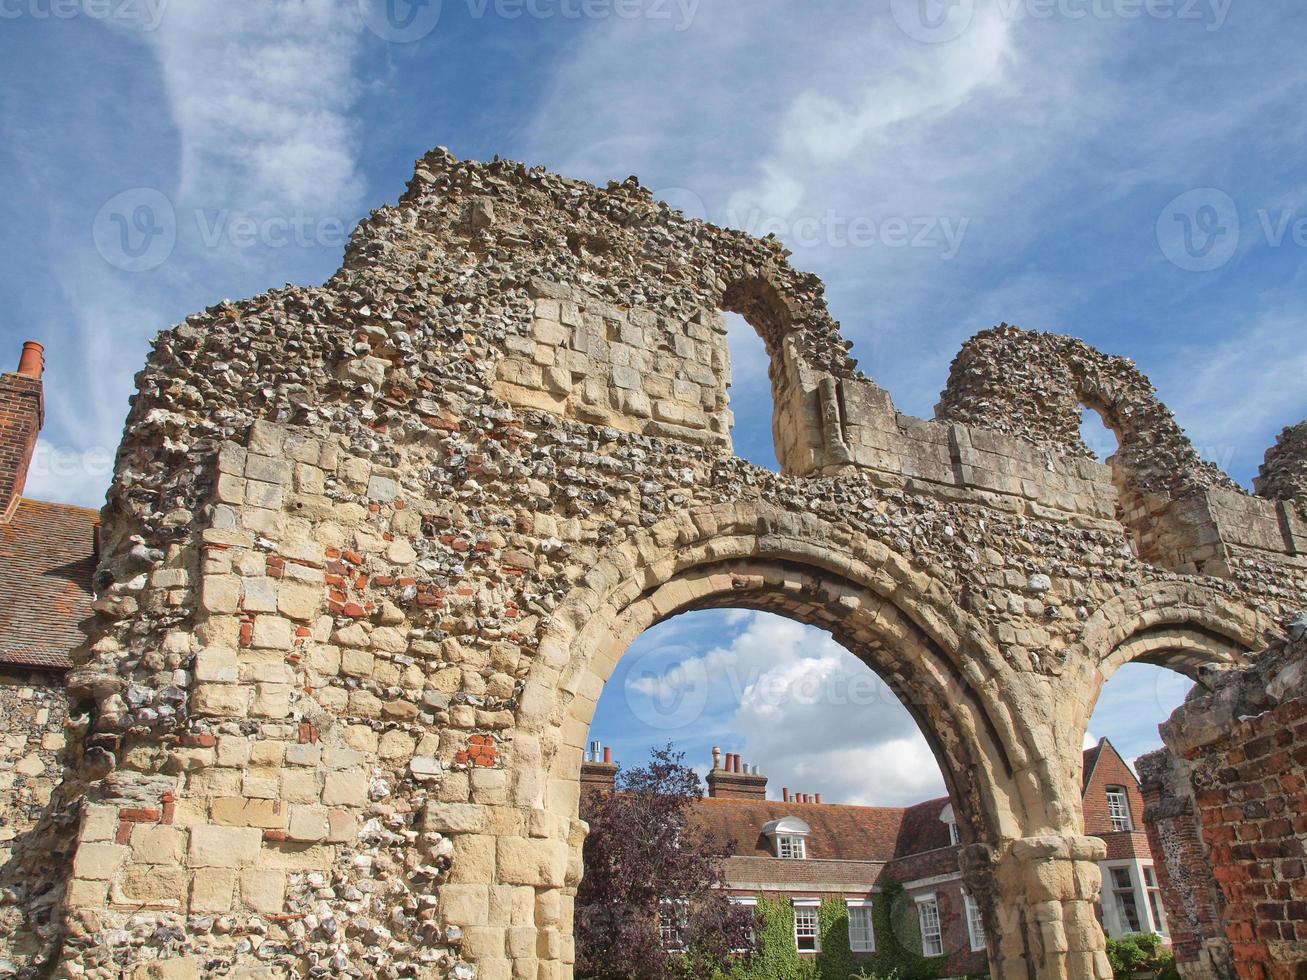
[
  {"xmin": 1082, "ymin": 741, "xmax": 1104, "ymax": 794},
  {"xmin": 689, "ymin": 797, "xmax": 908, "ymax": 862},
  {"xmin": 892, "ymin": 796, "xmax": 953, "ymax": 856},
  {"xmin": 0, "ymin": 498, "xmax": 99, "ymax": 670}
]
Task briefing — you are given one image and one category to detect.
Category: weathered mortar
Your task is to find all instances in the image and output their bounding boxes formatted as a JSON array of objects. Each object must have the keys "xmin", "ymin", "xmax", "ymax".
[{"xmin": 12, "ymin": 148, "xmax": 1307, "ymax": 980}]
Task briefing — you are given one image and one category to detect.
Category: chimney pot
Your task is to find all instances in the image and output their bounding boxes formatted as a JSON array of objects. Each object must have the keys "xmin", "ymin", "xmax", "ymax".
[
  {"xmin": 15, "ymin": 341, "xmax": 44, "ymax": 380},
  {"xmin": 782, "ymin": 788, "xmax": 789, "ymax": 802},
  {"xmin": 815, "ymin": 794, "xmax": 822, "ymax": 804},
  {"xmin": 603, "ymin": 746, "xmax": 612, "ymax": 764},
  {"xmin": 712, "ymin": 746, "xmax": 722, "ymax": 771}
]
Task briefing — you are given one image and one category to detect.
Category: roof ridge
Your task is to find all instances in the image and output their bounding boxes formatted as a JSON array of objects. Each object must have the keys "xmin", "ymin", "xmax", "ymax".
[{"xmin": 18, "ymin": 496, "xmax": 102, "ymax": 518}]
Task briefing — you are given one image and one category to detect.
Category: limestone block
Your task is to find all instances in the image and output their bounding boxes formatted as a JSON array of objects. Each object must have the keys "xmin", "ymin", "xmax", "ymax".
[
  {"xmin": 131, "ymin": 825, "xmax": 186, "ymax": 864},
  {"xmin": 211, "ymin": 798, "xmax": 287, "ymax": 829},
  {"xmin": 190, "ymin": 868, "xmax": 236, "ymax": 913},
  {"xmin": 288, "ymin": 805, "xmax": 330, "ymax": 842},
  {"xmin": 277, "ymin": 580, "xmax": 321, "ymax": 620},
  {"xmin": 425, "ymin": 802, "xmax": 487, "ymax": 834},
  {"xmin": 240, "ymin": 869, "xmax": 287, "ymax": 913},
  {"xmin": 245, "ymin": 453, "xmax": 293, "ymax": 484},
  {"xmin": 449, "ymin": 834, "xmax": 497, "ymax": 884},
  {"xmin": 439, "ymin": 883, "xmax": 490, "ymax": 925},
  {"xmin": 251, "ymin": 616, "xmax": 295, "ymax": 650},
  {"xmin": 188, "ymin": 826, "xmax": 263, "ymax": 867},
  {"xmin": 194, "ymin": 648, "xmax": 238, "ymax": 683},
  {"xmin": 120, "ymin": 865, "xmax": 188, "ymax": 904},
  {"xmin": 201, "ymin": 575, "xmax": 241, "ymax": 614},
  {"xmin": 322, "ymin": 770, "xmax": 369, "ymax": 806},
  {"xmin": 496, "ymin": 837, "xmax": 567, "ymax": 887},
  {"xmin": 72, "ymin": 842, "xmax": 128, "ymax": 880}
]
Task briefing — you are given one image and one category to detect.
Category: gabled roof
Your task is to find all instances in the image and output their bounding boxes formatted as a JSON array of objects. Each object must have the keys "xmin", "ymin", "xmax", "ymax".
[
  {"xmin": 1082, "ymin": 740, "xmax": 1104, "ymax": 794},
  {"xmin": 0, "ymin": 498, "xmax": 98, "ymax": 670}
]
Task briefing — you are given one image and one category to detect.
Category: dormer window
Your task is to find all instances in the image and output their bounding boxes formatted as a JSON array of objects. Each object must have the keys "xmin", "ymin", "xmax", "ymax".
[
  {"xmin": 940, "ymin": 803, "xmax": 961, "ymax": 846},
  {"xmin": 762, "ymin": 817, "xmax": 811, "ymax": 860},
  {"xmin": 778, "ymin": 834, "xmax": 806, "ymax": 859},
  {"xmin": 1106, "ymin": 786, "xmax": 1132, "ymax": 831}
]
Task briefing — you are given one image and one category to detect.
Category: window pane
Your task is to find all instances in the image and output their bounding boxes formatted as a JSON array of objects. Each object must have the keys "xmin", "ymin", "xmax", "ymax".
[
  {"xmin": 918, "ymin": 900, "xmax": 943, "ymax": 957},
  {"xmin": 1107, "ymin": 788, "xmax": 1132, "ymax": 832},
  {"xmin": 848, "ymin": 906, "xmax": 875, "ymax": 952},
  {"xmin": 965, "ymin": 895, "xmax": 986, "ymax": 951},
  {"xmin": 794, "ymin": 906, "xmax": 819, "ymax": 952}
]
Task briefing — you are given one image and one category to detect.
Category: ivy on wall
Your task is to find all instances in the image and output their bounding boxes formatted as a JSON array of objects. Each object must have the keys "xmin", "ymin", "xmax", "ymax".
[{"xmin": 855, "ymin": 880, "xmax": 948, "ymax": 980}]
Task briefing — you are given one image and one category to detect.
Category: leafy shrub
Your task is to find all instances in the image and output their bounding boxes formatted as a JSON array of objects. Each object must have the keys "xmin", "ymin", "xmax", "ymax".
[{"xmin": 1105, "ymin": 933, "xmax": 1178, "ymax": 979}]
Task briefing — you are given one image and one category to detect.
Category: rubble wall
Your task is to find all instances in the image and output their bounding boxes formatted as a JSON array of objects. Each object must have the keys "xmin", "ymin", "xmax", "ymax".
[{"xmin": 15, "ymin": 148, "xmax": 1307, "ymax": 979}]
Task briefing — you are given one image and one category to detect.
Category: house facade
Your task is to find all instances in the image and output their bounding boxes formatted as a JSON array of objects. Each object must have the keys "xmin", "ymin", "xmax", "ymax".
[
  {"xmin": 582, "ymin": 739, "xmax": 1167, "ymax": 975},
  {"xmin": 0, "ymin": 341, "xmax": 98, "ymax": 949}
]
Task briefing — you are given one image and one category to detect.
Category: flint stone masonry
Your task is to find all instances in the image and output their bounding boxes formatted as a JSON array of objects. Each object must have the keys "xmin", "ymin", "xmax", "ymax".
[{"xmin": 6, "ymin": 148, "xmax": 1306, "ymax": 979}]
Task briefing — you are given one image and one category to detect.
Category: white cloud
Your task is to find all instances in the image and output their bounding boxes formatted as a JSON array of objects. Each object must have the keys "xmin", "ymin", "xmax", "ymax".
[
  {"xmin": 147, "ymin": 0, "xmax": 365, "ymax": 215},
  {"xmin": 637, "ymin": 611, "xmax": 949, "ymax": 807}
]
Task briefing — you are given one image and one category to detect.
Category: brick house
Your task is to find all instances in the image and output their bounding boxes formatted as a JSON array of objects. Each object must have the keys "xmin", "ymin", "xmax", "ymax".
[
  {"xmin": 582, "ymin": 738, "xmax": 1169, "ymax": 974},
  {"xmin": 0, "ymin": 341, "xmax": 98, "ymax": 858}
]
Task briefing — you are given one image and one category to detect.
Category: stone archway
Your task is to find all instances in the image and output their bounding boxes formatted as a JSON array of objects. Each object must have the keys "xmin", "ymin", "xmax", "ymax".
[{"xmin": 457, "ymin": 502, "xmax": 1118, "ymax": 980}]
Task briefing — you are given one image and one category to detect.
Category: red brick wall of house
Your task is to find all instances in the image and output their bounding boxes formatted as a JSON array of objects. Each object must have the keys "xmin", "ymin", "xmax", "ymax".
[
  {"xmin": 1083, "ymin": 741, "xmax": 1148, "ymax": 840},
  {"xmin": 0, "ymin": 370, "xmax": 43, "ymax": 523},
  {"xmin": 1185, "ymin": 695, "xmax": 1307, "ymax": 979}
]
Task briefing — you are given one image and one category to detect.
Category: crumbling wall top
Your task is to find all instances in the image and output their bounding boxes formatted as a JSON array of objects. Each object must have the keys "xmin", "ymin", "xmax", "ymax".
[
  {"xmin": 935, "ymin": 324, "xmax": 1241, "ymax": 497},
  {"xmin": 1255, "ymin": 421, "xmax": 1307, "ymax": 514}
]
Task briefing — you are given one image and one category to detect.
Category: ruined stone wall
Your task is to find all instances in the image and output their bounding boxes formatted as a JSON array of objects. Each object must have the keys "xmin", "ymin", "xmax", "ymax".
[
  {"xmin": 16, "ymin": 148, "xmax": 1307, "ymax": 980},
  {"xmin": 1257, "ymin": 422, "xmax": 1307, "ymax": 517},
  {"xmin": 1149, "ymin": 630, "xmax": 1307, "ymax": 979},
  {"xmin": 0, "ymin": 668, "xmax": 66, "ymax": 849}
]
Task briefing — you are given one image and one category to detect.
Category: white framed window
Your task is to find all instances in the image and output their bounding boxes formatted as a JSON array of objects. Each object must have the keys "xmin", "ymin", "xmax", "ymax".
[
  {"xmin": 964, "ymin": 893, "xmax": 986, "ymax": 952},
  {"xmin": 847, "ymin": 900, "xmax": 875, "ymax": 952},
  {"xmin": 793, "ymin": 900, "xmax": 820, "ymax": 953},
  {"xmin": 1106, "ymin": 786, "xmax": 1133, "ymax": 832},
  {"xmin": 658, "ymin": 899, "xmax": 687, "ymax": 951},
  {"xmin": 948, "ymin": 821, "xmax": 961, "ymax": 846},
  {"xmin": 730, "ymin": 896, "xmax": 758, "ymax": 951},
  {"xmin": 1142, "ymin": 865, "xmax": 1168, "ymax": 936},
  {"xmin": 915, "ymin": 895, "xmax": 944, "ymax": 957},
  {"xmin": 1110, "ymin": 867, "xmax": 1143, "ymax": 933},
  {"xmin": 778, "ymin": 834, "xmax": 807, "ymax": 860}
]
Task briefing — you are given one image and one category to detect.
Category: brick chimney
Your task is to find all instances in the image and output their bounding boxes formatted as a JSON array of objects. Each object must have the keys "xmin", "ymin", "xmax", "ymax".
[
  {"xmin": 706, "ymin": 747, "xmax": 768, "ymax": 800},
  {"xmin": 0, "ymin": 341, "xmax": 45, "ymax": 524},
  {"xmin": 580, "ymin": 741, "xmax": 618, "ymax": 794}
]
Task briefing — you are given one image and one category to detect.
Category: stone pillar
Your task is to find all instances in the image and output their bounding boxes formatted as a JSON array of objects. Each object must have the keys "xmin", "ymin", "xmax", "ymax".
[{"xmin": 984, "ymin": 836, "xmax": 1113, "ymax": 980}]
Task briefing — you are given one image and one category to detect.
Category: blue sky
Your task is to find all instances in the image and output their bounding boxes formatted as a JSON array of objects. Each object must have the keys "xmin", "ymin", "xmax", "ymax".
[{"xmin": 3, "ymin": 0, "xmax": 1304, "ymax": 805}]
